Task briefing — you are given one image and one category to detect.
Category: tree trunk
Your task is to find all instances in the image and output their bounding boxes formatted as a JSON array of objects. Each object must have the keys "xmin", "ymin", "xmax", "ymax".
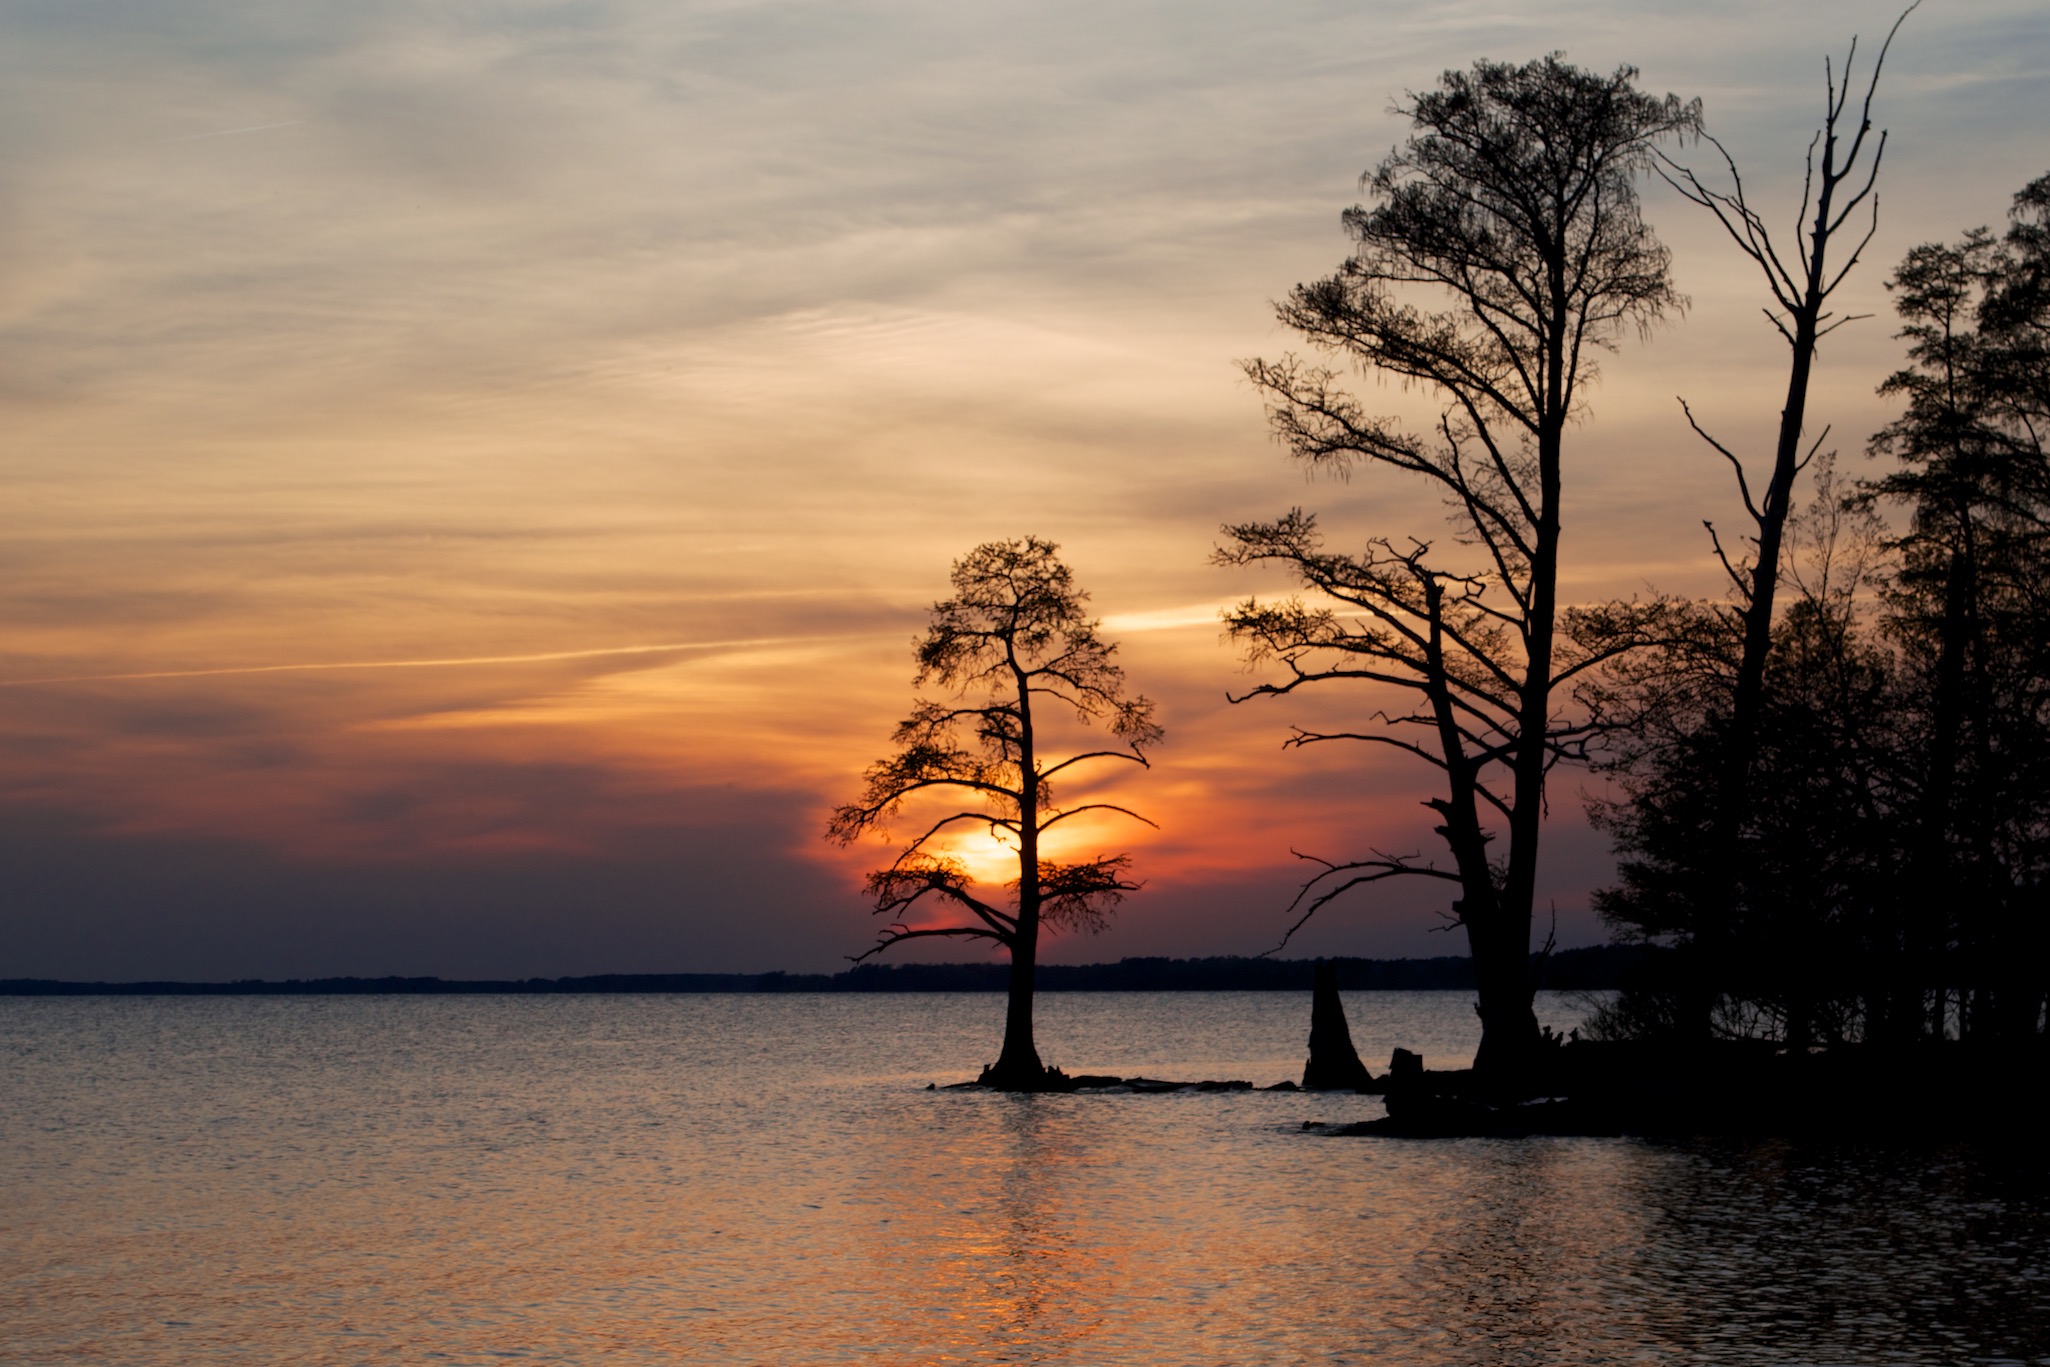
[
  {"xmin": 983, "ymin": 931, "xmax": 1048, "ymax": 1088},
  {"xmin": 1895, "ymin": 537, "xmax": 1972, "ymax": 1044},
  {"xmin": 1421, "ymin": 572, "xmax": 1541, "ymax": 1084},
  {"xmin": 982, "ymin": 657, "xmax": 1053, "ymax": 1091},
  {"xmin": 1692, "ymin": 309, "xmax": 1821, "ymax": 1041},
  {"xmin": 1474, "ymin": 378, "xmax": 1563, "ymax": 1086},
  {"xmin": 1469, "ymin": 915, "xmax": 1540, "ymax": 1082}
]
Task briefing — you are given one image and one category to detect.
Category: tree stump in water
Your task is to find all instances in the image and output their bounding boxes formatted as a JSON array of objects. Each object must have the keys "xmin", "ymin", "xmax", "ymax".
[{"xmin": 1302, "ymin": 961, "xmax": 1376, "ymax": 1091}]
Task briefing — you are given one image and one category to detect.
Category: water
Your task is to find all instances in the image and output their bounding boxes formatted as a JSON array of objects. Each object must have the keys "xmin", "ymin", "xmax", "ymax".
[{"xmin": 3, "ymin": 992, "xmax": 2046, "ymax": 1365}]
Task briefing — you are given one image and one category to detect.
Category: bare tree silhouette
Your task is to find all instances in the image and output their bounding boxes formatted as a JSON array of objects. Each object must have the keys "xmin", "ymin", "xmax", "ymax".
[
  {"xmin": 1653, "ymin": 6, "xmax": 1916, "ymax": 1033},
  {"xmin": 827, "ymin": 538, "xmax": 1160, "ymax": 1089},
  {"xmin": 1219, "ymin": 55, "xmax": 1698, "ymax": 1081}
]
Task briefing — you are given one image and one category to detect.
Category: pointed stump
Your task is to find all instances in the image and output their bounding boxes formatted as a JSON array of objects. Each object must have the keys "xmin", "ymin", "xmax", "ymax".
[{"xmin": 1302, "ymin": 961, "xmax": 1377, "ymax": 1091}]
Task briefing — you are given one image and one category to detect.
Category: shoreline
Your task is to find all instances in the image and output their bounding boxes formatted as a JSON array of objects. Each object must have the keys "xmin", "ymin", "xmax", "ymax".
[{"xmin": 0, "ymin": 947, "xmax": 1641, "ymax": 996}]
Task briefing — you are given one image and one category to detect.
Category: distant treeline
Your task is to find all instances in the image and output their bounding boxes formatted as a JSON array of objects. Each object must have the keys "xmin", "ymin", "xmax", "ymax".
[{"xmin": 0, "ymin": 945, "xmax": 1642, "ymax": 996}]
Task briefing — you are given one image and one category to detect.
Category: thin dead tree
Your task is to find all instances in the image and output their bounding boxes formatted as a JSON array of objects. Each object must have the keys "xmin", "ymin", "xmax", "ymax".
[{"xmin": 1656, "ymin": 5, "xmax": 1916, "ymax": 1029}]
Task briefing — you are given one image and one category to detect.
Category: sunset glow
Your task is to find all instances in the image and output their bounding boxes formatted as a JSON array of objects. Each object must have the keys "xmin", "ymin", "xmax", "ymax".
[{"xmin": 4, "ymin": 0, "xmax": 2046, "ymax": 979}]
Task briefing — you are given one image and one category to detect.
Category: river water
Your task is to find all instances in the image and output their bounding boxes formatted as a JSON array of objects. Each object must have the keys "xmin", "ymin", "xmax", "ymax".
[{"xmin": 3, "ymin": 992, "xmax": 2045, "ymax": 1365}]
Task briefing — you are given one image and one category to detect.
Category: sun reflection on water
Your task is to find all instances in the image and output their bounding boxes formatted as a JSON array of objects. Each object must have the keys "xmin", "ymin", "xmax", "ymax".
[
  {"xmin": 3, "ymin": 995, "xmax": 2046, "ymax": 1365},
  {"xmin": 854, "ymin": 1095, "xmax": 1124, "ymax": 1361}
]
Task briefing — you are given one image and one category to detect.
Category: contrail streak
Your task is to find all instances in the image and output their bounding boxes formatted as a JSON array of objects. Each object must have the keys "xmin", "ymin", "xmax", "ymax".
[
  {"xmin": 0, "ymin": 635, "xmax": 846, "ymax": 688},
  {"xmin": 159, "ymin": 120, "xmax": 304, "ymax": 144}
]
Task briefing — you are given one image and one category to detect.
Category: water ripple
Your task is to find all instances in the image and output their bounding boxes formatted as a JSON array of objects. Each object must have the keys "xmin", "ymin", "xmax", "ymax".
[{"xmin": 2, "ymin": 994, "xmax": 2044, "ymax": 1364}]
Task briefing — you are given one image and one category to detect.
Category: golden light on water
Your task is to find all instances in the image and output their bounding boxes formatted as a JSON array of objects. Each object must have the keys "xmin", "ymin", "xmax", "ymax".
[{"xmin": 7, "ymin": 979, "xmax": 2044, "ymax": 1362}]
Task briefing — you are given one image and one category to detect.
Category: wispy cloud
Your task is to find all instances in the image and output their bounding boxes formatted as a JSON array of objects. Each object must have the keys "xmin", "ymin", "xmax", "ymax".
[
  {"xmin": 0, "ymin": 634, "xmax": 857, "ymax": 689},
  {"xmin": 156, "ymin": 120, "xmax": 303, "ymax": 144},
  {"xmin": 1100, "ymin": 601, "xmax": 1239, "ymax": 634},
  {"xmin": 5, "ymin": 0, "xmax": 2047, "ymax": 975}
]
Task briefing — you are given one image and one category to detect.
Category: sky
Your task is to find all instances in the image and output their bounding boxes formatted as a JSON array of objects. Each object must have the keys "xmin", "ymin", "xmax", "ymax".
[{"xmin": 3, "ymin": 0, "xmax": 2047, "ymax": 980}]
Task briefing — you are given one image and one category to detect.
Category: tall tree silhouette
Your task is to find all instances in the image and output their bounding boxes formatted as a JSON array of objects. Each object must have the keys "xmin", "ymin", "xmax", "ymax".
[
  {"xmin": 1219, "ymin": 56, "xmax": 1697, "ymax": 1080},
  {"xmin": 1862, "ymin": 174, "xmax": 2050, "ymax": 1043},
  {"xmin": 1653, "ymin": 7, "xmax": 1914, "ymax": 1032},
  {"xmin": 828, "ymin": 538, "xmax": 1160, "ymax": 1089}
]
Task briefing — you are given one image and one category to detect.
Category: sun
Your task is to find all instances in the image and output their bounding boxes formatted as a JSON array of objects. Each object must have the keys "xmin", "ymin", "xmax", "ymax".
[{"xmin": 931, "ymin": 828, "xmax": 1020, "ymax": 886}]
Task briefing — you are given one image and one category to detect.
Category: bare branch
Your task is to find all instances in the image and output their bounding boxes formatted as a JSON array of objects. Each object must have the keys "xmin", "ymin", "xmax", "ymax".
[
  {"xmin": 1265, "ymin": 848, "xmax": 1464, "ymax": 955},
  {"xmin": 1036, "ymin": 802, "xmax": 1160, "ymax": 833},
  {"xmin": 1680, "ymin": 396, "xmax": 1763, "ymax": 524},
  {"xmin": 1794, "ymin": 424, "xmax": 1833, "ymax": 476},
  {"xmin": 849, "ymin": 924, "xmax": 1003, "ymax": 964},
  {"xmin": 1703, "ymin": 521, "xmax": 1754, "ymax": 600},
  {"xmin": 1036, "ymin": 748, "xmax": 1151, "ymax": 782}
]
